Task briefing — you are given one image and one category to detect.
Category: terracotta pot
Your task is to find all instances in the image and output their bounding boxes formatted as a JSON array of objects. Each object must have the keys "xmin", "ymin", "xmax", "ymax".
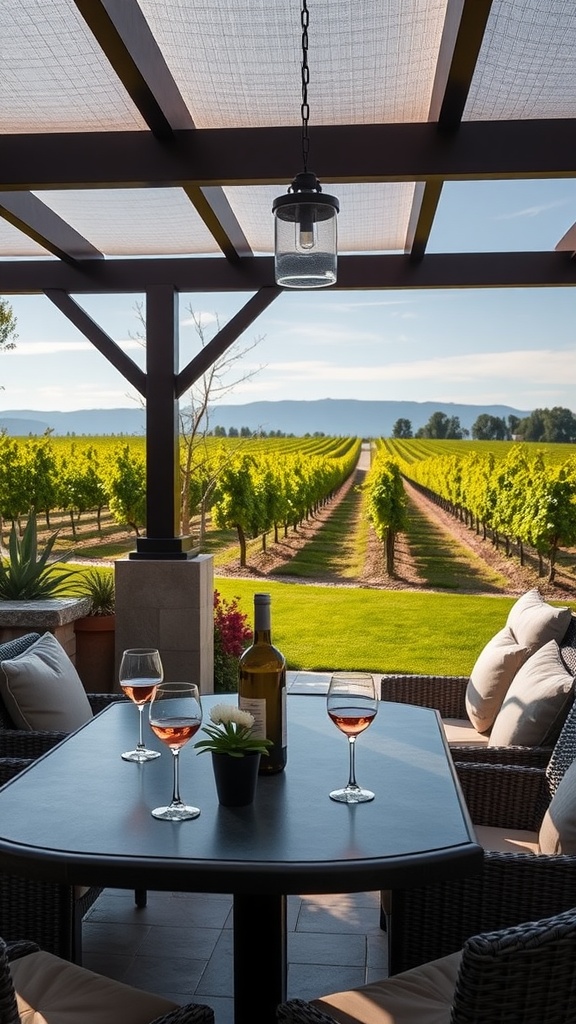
[
  {"xmin": 211, "ymin": 751, "xmax": 261, "ymax": 806},
  {"xmin": 74, "ymin": 614, "xmax": 116, "ymax": 693}
]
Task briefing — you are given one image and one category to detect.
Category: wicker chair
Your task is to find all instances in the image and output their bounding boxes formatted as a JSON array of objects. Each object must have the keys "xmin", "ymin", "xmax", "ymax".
[
  {"xmin": 0, "ymin": 634, "xmax": 145, "ymax": 962},
  {"xmin": 379, "ymin": 669, "xmax": 553, "ymax": 761},
  {"xmin": 277, "ymin": 906, "xmax": 576, "ymax": 1024},
  {"xmin": 380, "ymin": 614, "xmax": 576, "ymax": 768},
  {"xmin": 0, "ymin": 756, "xmax": 109, "ymax": 964},
  {"xmin": 0, "ymin": 935, "xmax": 214, "ymax": 1024},
  {"xmin": 383, "ymin": 693, "xmax": 576, "ymax": 975},
  {"xmin": 0, "ymin": 632, "xmax": 127, "ymax": 760}
]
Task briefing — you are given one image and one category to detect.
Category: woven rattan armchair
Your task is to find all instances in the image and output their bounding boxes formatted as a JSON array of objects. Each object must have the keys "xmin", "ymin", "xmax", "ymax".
[
  {"xmin": 277, "ymin": 907, "xmax": 576, "ymax": 1024},
  {"xmin": 380, "ymin": 611, "xmax": 576, "ymax": 769},
  {"xmin": 0, "ymin": 634, "xmax": 144, "ymax": 962},
  {"xmin": 383, "ymin": 697, "xmax": 576, "ymax": 974},
  {"xmin": 1, "ymin": 935, "xmax": 215, "ymax": 1024},
  {"xmin": 0, "ymin": 632, "xmax": 127, "ymax": 759},
  {"xmin": 0, "ymin": 756, "xmax": 108, "ymax": 964}
]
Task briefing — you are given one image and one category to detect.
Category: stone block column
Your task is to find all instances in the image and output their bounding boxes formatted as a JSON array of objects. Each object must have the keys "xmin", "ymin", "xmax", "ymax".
[{"xmin": 114, "ymin": 555, "xmax": 214, "ymax": 694}]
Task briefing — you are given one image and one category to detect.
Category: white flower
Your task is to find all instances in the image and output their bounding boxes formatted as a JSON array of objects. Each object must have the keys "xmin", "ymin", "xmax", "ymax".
[{"xmin": 209, "ymin": 703, "xmax": 255, "ymax": 730}]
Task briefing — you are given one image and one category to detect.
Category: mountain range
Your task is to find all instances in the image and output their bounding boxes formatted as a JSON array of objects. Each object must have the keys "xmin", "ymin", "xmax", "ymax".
[{"xmin": 0, "ymin": 399, "xmax": 533, "ymax": 438}]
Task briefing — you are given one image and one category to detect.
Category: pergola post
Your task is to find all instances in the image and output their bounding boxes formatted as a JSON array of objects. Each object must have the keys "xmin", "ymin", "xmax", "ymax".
[{"xmin": 131, "ymin": 283, "xmax": 194, "ymax": 559}]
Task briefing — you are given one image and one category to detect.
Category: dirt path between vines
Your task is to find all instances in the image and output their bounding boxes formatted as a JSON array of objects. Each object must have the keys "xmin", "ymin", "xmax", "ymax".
[{"xmin": 215, "ymin": 449, "xmax": 576, "ymax": 601}]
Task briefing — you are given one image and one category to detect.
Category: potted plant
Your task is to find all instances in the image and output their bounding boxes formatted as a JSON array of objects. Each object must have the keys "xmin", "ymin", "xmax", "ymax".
[
  {"xmin": 194, "ymin": 703, "xmax": 272, "ymax": 805},
  {"xmin": 74, "ymin": 569, "xmax": 116, "ymax": 694}
]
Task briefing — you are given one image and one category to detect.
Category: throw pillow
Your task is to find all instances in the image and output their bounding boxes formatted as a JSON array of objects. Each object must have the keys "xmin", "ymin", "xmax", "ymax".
[
  {"xmin": 488, "ymin": 640, "xmax": 574, "ymax": 748},
  {"xmin": 0, "ymin": 632, "xmax": 92, "ymax": 731},
  {"xmin": 539, "ymin": 758, "xmax": 576, "ymax": 855},
  {"xmin": 465, "ymin": 626, "xmax": 530, "ymax": 734},
  {"xmin": 506, "ymin": 589, "xmax": 572, "ymax": 654}
]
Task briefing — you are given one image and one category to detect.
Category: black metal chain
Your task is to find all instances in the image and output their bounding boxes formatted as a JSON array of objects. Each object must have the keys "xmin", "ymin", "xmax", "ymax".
[{"xmin": 301, "ymin": 0, "xmax": 310, "ymax": 172}]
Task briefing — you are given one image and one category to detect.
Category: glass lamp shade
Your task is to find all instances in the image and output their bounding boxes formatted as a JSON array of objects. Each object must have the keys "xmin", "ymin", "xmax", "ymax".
[{"xmin": 273, "ymin": 188, "xmax": 339, "ymax": 289}]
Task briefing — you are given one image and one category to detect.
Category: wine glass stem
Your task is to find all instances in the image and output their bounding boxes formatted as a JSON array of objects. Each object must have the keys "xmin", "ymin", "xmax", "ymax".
[
  {"xmin": 137, "ymin": 705, "xmax": 145, "ymax": 750},
  {"xmin": 171, "ymin": 749, "xmax": 181, "ymax": 805},
  {"xmin": 347, "ymin": 737, "xmax": 358, "ymax": 788}
]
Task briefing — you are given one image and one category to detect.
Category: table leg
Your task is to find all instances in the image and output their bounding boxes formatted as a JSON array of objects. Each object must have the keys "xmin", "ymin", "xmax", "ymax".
[{"xmin": 233, "ymin": 892, "xmax": 287, "ymax": 1024}]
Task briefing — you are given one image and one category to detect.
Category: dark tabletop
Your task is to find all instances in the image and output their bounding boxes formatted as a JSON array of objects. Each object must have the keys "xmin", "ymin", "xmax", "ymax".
[{"xmin": 0, "ymin": 695, "xmax": 482, "ymax": 894}]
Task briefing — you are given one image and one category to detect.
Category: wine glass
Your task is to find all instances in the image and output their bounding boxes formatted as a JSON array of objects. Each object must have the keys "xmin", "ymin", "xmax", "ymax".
[
  {"xmin": 326, "ymin": 672, "xmax": 378, "ymax": 803},
  {"xmin": 119, "ymin": 648, "xmax": 163, "ymax": 763},
  {"xmin": 148, "ymin": 682, "xmax": 203, "ymax": 821}
]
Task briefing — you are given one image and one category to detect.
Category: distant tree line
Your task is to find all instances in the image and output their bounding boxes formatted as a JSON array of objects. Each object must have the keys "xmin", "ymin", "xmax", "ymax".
[
  {"xmin": 210, "ymin": 426, "xmax": 326, "ymax": 438},
  {"xmin": 392, "ymin": 407, "xmax": 576, "ymax": 443}
]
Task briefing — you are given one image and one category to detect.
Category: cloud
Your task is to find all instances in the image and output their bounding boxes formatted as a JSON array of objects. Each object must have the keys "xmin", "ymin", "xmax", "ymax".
[
  {"xmin": 239, "ymin": 349, "xmax": 576, "ymax": 387},
  {"xmin": 495, "ymin": 199, "xmax": 571, "ymax": 221}
]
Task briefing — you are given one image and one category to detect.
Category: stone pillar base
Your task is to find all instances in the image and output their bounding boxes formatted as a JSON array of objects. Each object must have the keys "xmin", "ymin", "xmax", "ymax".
[{"xmin": 114, "ymin": 555, "xmax": 214, "ymax": 693}]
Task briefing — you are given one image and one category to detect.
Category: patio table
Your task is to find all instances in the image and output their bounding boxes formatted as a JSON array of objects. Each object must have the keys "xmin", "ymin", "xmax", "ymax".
[{"xmin": 0, "ymin": 694, "xmax": 481, "ymax": 1024}]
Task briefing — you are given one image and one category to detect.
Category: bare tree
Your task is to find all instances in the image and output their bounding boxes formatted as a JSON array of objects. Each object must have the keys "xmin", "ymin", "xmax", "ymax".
[{"xmin": 131, "ymin": 302, "xmax": 265, "ymax": 538}]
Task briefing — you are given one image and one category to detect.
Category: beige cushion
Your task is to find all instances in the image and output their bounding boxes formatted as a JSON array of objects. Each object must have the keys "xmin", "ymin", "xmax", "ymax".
[
  {"xmin": 506, "ymin": 590, "xmax": 572, "ymax": 654},
  {"xmin": 11, "ymin": 949, "xmax": 179, "ymax": 1024},
  {"xmin": 539, "ymin": 758, "xmax": 576, "ymax": 855},
  {"xmin": 465, "ymin": 626, "xmax": 530, "ymax": 734},
  {"xmin": 488, "ymin": 640, "xmax": 574, "ymax": 748},
  {"xmin": 474, "ymin": 823, "xmax": 539, "ymax": 855},
  {"xmin": 312, "ymin": 951, "xmax": 461, "ymax": 1024},
  {"xmin": 442, "ymin": 719, "xmax": 490, "ymax": 746},
  {"xmin": 0, "ymin": 632, "xmax": 92, "ymax": 731}
]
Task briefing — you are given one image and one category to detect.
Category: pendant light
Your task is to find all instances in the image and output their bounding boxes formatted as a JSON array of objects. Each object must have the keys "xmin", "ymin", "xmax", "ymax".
[{"xmin": 272, "ymin": 0, "xmax": 339, "ymax": 289}]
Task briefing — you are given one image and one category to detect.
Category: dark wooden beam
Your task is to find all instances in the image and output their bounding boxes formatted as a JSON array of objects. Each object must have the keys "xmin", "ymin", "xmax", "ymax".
[
  {"xmin": 0, "ymin": 193, "xmax": 103, "ymax": 261},
  {"xmin": 73, "ymin": 0, "xmax": 194, "ymax": 136},
  {"xmin": 430, "ymin": 0, "xmax": 494, "ymax": 126},
  {"xmin": 44, "ymin": 290, "xmax": 147, "ymax": 393},
  {"xmin": 2, "ymin": 251, "xmax": 573, "ymax": 295},
  {"xmin": 183, "ymin": 186, "xmax": 252, "ymax": 261},
  {"xmin": 405, "ymin": 182, "xmax": 444, "ymax": 261},
  {"xmin": 2, "ymin": 120, "xmax": 576, "ymax": 189},
  {"xmin": 132, "ymin": 284, "xmax": 191, "ymax": 556},
  {"xmin": 177, "ymin": 288, "xmax": 281, "ymax": 397}
]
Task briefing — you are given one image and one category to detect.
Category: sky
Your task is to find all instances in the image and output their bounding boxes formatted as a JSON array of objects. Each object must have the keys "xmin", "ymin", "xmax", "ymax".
[{"xmin": 2, "ymin": 177, "xmax": 576, "ymax": 417}]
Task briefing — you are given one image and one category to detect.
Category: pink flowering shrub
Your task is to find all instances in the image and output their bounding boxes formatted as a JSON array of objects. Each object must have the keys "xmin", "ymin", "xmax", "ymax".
[{"xmin": 213, "ymin": 590, "xmax": 252, "ymax": 692}]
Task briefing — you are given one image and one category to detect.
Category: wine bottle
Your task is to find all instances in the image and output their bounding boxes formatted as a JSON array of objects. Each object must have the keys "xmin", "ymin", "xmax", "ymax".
[{"xmin": 238, "ymin": 593, "xmax": 287, "ymax": 774}]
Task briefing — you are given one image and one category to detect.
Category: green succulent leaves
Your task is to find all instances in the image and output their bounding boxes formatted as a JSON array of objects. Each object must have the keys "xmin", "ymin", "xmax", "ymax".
[{"xmin": 0, "ymin": 513, "xmax": 78, "ymax": 600}]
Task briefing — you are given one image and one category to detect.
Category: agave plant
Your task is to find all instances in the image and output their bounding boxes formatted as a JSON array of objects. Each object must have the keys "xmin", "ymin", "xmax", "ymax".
[{"xmin": 0, "ymin": 513, "xmax": 78, "ymax": 600}]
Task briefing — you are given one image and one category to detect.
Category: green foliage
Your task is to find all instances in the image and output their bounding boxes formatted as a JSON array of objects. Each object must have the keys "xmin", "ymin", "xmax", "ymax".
[
  {"xmin": 76, "ymin": 568, "xmax": 115, "ymax": 615},
  {"xmin": 0, "ymin": 298, "xmax": 17, "ymax": 351},
  {"xmin": 104, "ymin": 444, "xmax": 146, "ymax": 536},
  {"xmin": 0, "ymin": 513, "xmax": 78, "ymax": 599},
  {"xmin": 415, "ymin": 411, "xmax": 468, "ymax": 440}
]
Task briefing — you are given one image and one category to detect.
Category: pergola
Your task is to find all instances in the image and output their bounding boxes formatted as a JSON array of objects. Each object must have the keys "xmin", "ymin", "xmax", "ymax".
[{"xmin": 2, "ymin": 0, "xmax": 576, "ymax": 559}]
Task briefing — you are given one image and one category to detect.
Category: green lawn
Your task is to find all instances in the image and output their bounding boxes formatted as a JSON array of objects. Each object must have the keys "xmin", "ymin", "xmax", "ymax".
[{"xmin": 214, "ymin": 578, "xmax": 575, "ymax": 676}]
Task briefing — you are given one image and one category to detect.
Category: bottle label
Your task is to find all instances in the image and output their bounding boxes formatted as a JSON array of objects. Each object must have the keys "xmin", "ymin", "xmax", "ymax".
[{"xmin": 239, "ymin": 696, "xmax": 267, "ymax": 739}]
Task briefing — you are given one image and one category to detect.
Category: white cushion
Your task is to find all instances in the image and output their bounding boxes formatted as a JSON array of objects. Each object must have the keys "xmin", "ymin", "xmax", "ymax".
[
  {"xmin": 539, "ymin": 758, "xmax": 576, "ymax": 855},
  {"xmin": 442, "ymin": 719, "xmax": 490, "ymax": 746},
  {"xmin": 10, "ymin": 949, "xmax": 179, "ymax": 1024},
  {"xmin": 474, "ymin": 824, "xmax": 539, "ymax": 855},
  {"xmin": 465, "ymin": 626, "xmax": 530, "ymax": 734},
  {"xmin": 488, "ymin": 640, "xmax": 574, "ymax": 748},
  {"xmin": 506, "ymin": 590, "xmax": 572, "ymax": 653},
  {"xmin": 312, "ymin": 950, "xmax": 461, "ymax": 1024},
  {"xmin": 0, "ymin": 632, "xmax": 92, "ymax": 731}
]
